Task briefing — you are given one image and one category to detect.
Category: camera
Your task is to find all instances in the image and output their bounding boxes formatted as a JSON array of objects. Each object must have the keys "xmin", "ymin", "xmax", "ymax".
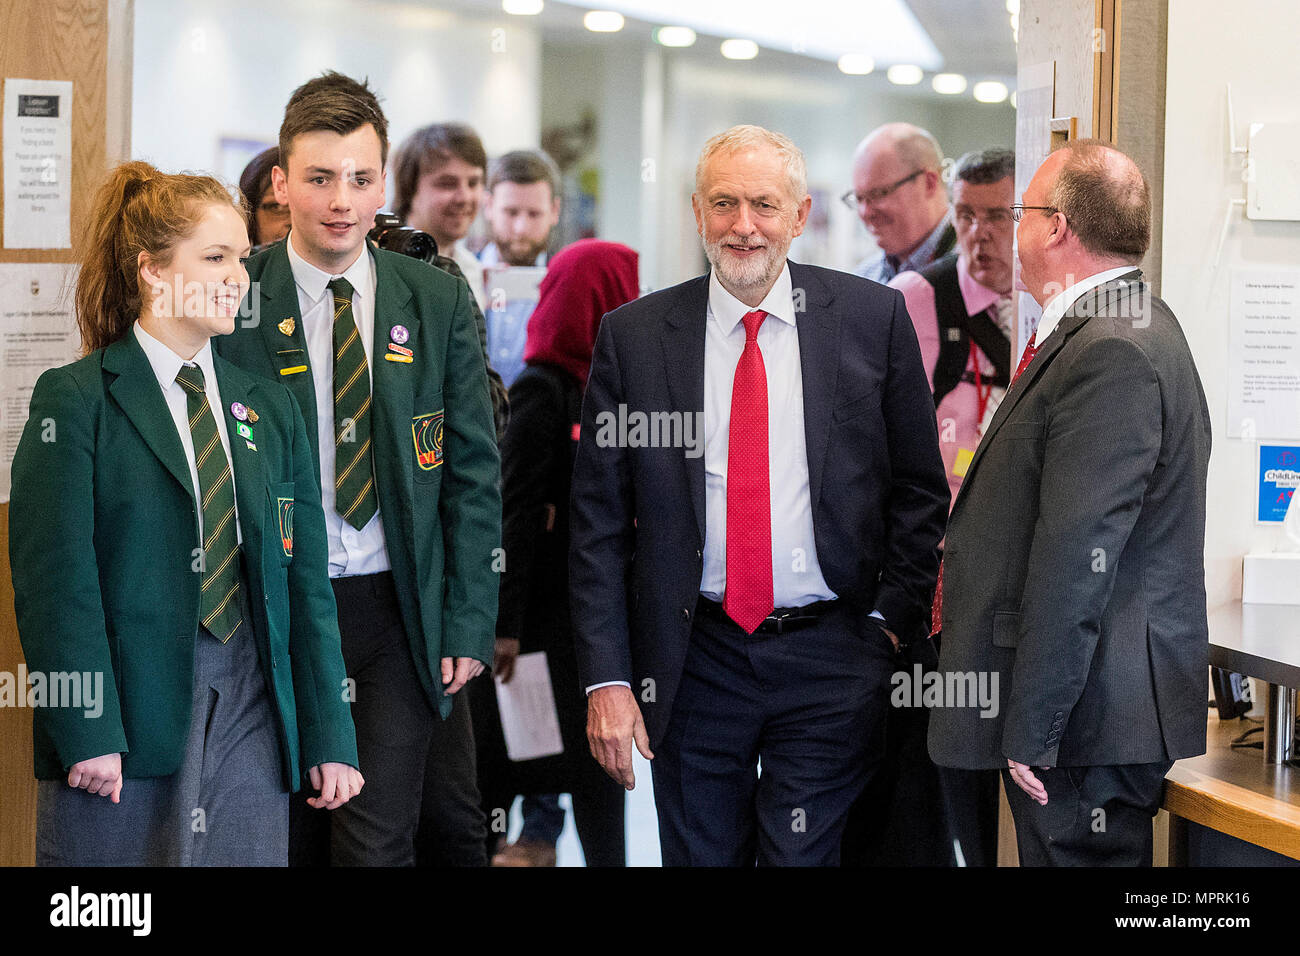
[{"xmin": 368, "ymin": 212, "xmax": 438, "ymax": 263}]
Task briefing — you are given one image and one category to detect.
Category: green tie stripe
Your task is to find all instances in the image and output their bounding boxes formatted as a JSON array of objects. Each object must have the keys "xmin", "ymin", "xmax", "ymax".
[
  {"xmin": 329, "ymin": 276, "xmax": 378, "ymax": 530},
  {"xmin": 174, "ymin": 363, "xmax": 243, "ymax": 644}
]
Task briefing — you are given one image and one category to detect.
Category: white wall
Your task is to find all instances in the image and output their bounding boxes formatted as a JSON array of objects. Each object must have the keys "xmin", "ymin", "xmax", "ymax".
[
  {"xmin": 542, "ymin": 38, "xmax": 1015, "ymax": 291},
  {"xmin": 131, "ymin": 0, "xmax": 541, "ymax": 190},
  {"xmin": 1163, "ymin": 0, "xmax": 1300, "ymax": 607}
]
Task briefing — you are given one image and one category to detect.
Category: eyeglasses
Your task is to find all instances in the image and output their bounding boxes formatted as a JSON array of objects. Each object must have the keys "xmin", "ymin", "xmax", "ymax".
[
  {"xmin": 955, "ymin": 207, "xmax": 1014, "ymax": 228},
  {"xmin": 1009, "ymin": 204, "xmax": 1058, "ymax": 222},
  {"xmin": 840, "ymin": 169, "xmax": 926, "ymax": 211}
]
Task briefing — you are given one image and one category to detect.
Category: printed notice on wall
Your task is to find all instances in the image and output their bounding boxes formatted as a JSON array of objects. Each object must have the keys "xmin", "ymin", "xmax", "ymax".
[
  {"xmin": 0, "ymin": 263, "xmax": 80, "ymax": 502},
  {"xmin": 1228, "ymin": 268, "xmax": 1300, "ymax": 440},
  {"xmin": 3, "ymin": 78, "xmax": 73, "ymax": 249}
]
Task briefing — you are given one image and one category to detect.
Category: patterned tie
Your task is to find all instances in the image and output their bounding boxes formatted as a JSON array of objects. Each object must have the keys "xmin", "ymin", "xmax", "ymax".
[
  {"xmin": 330, "ymin": 276, "xmax": 378, "ymax": 530},
  {"xmin": 175, "ymin": 364, "xmax": 243, "ymax": 644},
  {"xmin": 930, "ymin": 332, "xmax": 1040, "ymax": 636},
  {"xmin": 724, "ymin": 309, "xmax": 774, "ymax": 634}
]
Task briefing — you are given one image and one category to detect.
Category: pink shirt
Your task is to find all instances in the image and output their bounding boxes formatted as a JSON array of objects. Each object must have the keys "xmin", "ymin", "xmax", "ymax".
[{"xmin": 890, "ymin": 258, "xmax": 1006, "ymax": 511}]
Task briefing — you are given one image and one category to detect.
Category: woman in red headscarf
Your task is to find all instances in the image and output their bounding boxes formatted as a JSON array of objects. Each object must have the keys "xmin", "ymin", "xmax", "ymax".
[{"xmin": 472, "ymin": 239, "xmax": 639, "ymax": 867}]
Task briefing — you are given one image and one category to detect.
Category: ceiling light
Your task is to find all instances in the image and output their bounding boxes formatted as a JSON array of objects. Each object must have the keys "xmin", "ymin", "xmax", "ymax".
[
  {"xmin": 1006, "ymin": 0, "xmax": 1019, "ymax": 13},
  {"xmin": 838, "ymin": 54, "xmax": 874, "ymax": 75},
  {"xmin": 973, "ymin": 81, "xmax": 1008, "ymax": 103},
  {"xmin": 655, "ymin": 25, "xmax": 696, "ymax": 47},
  {"xmin": 502, "ymin": 0, "xmax": 543, "ymax": 13},
  {"xmin": 932, "ymin": 73, "xmax": 967, "ymax": 95},
  {"xmin": 583, "ymin": 10, "xmax": 624, "ymax": 31},
  {"xmin": 720, "ymin": 38, "xmax": 759, "ymax": 60},
  {"xmin": 887, "ymin": 64, "xmax": 923, "ymax": 85},
  {"xmin": 1010, "ymin": 91, "xmax": 1017, "ymax": 108}
]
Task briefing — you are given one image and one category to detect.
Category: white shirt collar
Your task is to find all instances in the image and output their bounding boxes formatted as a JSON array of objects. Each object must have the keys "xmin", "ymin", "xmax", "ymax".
[
  {"xmin": 285, "ymin": 230, "xmax": 374, "ymax": 303},
  {"xmin": 707, "ymin": 262, "xmax": 797, "ymax": 335},
  {"xmin": 1035, "ymin": 266, "xmax": 1136, "ymax": 343},
  {"xmin": 133, "ymin": 320, "xmax": 218, "ymax": 392}
]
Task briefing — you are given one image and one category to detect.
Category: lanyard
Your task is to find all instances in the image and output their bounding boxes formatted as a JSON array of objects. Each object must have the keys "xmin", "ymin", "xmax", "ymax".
[{"xmin": 970, "ymin": 339, "xmax": 993, "ymax": 426}]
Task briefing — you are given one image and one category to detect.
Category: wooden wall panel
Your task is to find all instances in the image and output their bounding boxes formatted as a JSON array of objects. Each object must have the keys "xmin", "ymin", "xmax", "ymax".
[{"xmin": 0, "ymin": 0, "xmax": 113, "ymax": 867}]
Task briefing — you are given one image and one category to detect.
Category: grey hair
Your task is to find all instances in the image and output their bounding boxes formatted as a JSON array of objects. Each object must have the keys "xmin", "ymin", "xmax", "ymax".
[
  {"xmin": 954, "ymin": 148, "xmax": 1015, "ymax": 185},
  {"xmin": 695, "ymin": 125, "xmax": 808, "ymax": 202}
]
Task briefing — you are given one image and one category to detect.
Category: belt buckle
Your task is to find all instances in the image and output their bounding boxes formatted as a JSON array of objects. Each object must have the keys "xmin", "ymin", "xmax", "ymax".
[{"xmin": 768, "ymin": 609, "xmax": 793, "ymax": 635}]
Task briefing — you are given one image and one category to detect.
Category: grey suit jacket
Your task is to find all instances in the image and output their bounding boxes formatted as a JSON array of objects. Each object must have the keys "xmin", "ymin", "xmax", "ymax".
[{"xmin": 928, "ymin": 271, "xmax": 1212, "ymax": 769}]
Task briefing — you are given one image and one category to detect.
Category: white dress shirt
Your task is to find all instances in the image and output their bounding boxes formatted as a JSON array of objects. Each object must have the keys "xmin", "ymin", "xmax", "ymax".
[
  {"xmin": 286, "ymin": 233, "xmax": 391, "ymax": 577},
  {"xmin": 133, "ymin": 322, "xmax": 241, "ymax": 546},
  {"xmin": 699, "ymin": 263, "xmax": 835, "ymax": 607},
  {"xmin": 1034, "ymin": 266, "xmax": 1135, "ymax": 344}
]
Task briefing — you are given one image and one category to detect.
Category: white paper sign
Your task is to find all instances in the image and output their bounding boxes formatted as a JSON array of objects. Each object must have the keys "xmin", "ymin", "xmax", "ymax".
[
  {"xmin": 0, "ymin": 262, "xmax": 80, "ymax": 502},
  {"xmin": 495, "ymin": 651, "xmax": 565, "ymax": 762},
  {"xmin": 1227, "ymin": 267, "xmax": 1300, "ymax": 440},
  {"xmin": 4, "ymin": 78, "xmax": 73, "ymax": 249}
]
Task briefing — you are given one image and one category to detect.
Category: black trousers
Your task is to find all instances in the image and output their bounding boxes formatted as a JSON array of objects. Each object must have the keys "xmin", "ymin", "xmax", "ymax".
[
  {"xmin": 289, "ymin": 571, "xmax": 485, "ymax": 866},
  {"xmin": 1001, "ymin": 760, "xmax": 1173, "ymax": 866},
  {"xmin": 651, "ymin": 601, "xmax": 894, "ymax": 866}
]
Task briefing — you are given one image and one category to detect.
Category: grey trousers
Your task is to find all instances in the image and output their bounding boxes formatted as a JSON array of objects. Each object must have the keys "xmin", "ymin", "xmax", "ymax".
[{"xmin": 37, "ymin": 583, "xmax": 288, "ymax": 866}]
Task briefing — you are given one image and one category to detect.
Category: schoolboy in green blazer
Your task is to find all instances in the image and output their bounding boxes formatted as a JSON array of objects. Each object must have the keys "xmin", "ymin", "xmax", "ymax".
[{"xmin": 213, "ymin": 72, "xmax": 501, "ymax": 865}]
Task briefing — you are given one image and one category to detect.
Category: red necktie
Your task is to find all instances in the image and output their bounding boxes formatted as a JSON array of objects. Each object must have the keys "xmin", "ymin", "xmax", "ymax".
[
  {"xmin": 930, "ymin": 332, "xmax": 1039, "ymax": 636},
  {"xmin": 724, "ymin": 309, "xmax": 774, "ymax": 634}
]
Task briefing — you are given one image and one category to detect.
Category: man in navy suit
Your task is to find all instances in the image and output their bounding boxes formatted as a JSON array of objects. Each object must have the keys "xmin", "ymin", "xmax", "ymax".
[{"xmin": 569, "ymin": 125, "xmax": 949, "ymax": 865}]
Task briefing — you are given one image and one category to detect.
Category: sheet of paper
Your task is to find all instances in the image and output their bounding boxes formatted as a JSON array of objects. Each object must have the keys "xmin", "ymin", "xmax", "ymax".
[
  {"xmin": 3, "ymin": 78, "xmax": 73, "ymax": 249},
  {"xmin": 495, "ymin": 651, "xmax": 564, "ymax": 762},
  {"xmin": 1227, "ymin": 267, "xmax": 1300, "ymax": 440},
  {"xmin": 0, "ymin": 262, "xmax": 80, "ymax": 502}
]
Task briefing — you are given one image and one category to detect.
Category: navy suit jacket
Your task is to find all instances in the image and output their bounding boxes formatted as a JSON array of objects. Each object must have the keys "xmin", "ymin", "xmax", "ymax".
[{"xmin": 569, "ymin": 261, "xmax": 949, "ymax": 749}]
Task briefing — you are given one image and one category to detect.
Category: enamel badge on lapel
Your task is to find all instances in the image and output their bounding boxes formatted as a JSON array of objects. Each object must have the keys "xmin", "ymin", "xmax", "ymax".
[
  {"xmin": 391, "ymin": 325, "xmax": 409, "ymax": 344},
  {"xmin": 230, "ymin": 402, "xmax": 248, "ymax": 422},
  {"xmin": 411, "ymin": 410, "xmax": 444, "ymax": 471},
  {"xmin": 278, "ymin": 317, "xmax": 296, "ymax": 336},
  {"xmin": 386, "ymin": 324, "xmax": 414, "ymax": 362},
  {"xmin": 246, "ymin": 407, "xmax": 258, "ymax": 423}
]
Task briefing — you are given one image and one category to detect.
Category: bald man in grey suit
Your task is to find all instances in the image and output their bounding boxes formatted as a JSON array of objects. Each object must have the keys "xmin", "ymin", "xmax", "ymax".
[{"xmin": 928, "ymin": 140, "xmax": 1211, "ymax": 866}]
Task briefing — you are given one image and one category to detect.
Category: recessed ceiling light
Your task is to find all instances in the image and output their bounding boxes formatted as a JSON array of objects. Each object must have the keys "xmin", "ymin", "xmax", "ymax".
[
  {"xmin": 973, "ymin": 81, "xmax": 1008, "ymax": 104},
  {"xmin": 502, "ymin": 0, "xmax": 543, "ymax": 14},
  {"xmin": 583, "ymin": 10, "xmax": 624, "ymax": 31},
  {"xmin": 655, "ymin": 26, "xmax": 697, "ymax": 47},
  {"xmin": 887, "ymin": 64, "xmax": 923, "ymax": 85},
  {"xmin": 720, "ymin": 38, "xmax": 759, "ymax": 60},
  {"xmin": 838, "ymin": 54, "xmax": 875, "ymax": 75},
  {"xmin": 932, "ymin": 73, "xmax": 967, "ymax": 95}
]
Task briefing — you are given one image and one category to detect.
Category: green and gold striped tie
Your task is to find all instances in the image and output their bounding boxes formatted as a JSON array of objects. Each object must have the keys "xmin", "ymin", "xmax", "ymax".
[
  {"xmin": 175, "ymin": 363, "xmax": 243, "ymax": 644},
  {"xmin": 329, "ymin": 276, "xmax": 378, "ymax": 530}
]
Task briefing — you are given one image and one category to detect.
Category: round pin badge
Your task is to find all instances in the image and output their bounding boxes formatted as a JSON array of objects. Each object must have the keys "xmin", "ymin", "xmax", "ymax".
[
  {"xmin": 391, "ymin": 325, "xmax": 409, "ymax": 345},
  {"xmin": 230, "ymin": 401, "xmax": 248, "ymax": 422}
]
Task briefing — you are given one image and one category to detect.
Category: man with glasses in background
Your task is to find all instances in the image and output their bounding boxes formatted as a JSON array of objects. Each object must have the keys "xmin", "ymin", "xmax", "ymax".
[
  {"xmin": 869, "ymin": 148, "xmax": 1015, "ymax": 868},
  {"xmin": 846, "ymin": 122, "xmax": 955, "ymax": 284}
]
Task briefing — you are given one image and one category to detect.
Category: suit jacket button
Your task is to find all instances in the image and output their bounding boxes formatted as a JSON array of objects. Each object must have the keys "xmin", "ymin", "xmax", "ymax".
[
  {"xmin": 696, "ymin": 549, "xmax": 702, "ymax": 560},
  {"xmin": 682, "ymin": 607, "xmax": 691, "ymax": 622}
]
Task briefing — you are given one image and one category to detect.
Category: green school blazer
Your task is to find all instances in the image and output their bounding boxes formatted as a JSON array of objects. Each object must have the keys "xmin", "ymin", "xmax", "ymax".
[
  {"xmin": 214, "ymin": 240, "xmax": 501, "ymax": 718},
  {"xmin": 9, "ymin": 331, "xmax": 359, "ymax": 788}
]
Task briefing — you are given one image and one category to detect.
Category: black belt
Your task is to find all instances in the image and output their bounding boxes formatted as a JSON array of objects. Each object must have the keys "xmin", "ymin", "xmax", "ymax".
[{"xmin": 695, "ymin": 596, "xmax": 837, "ymax": 635}]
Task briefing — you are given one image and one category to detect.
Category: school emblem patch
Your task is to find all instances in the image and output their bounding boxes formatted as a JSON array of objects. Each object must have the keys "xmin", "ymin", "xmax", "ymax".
[
  {"xmin": 277, "ymin": 497, "xmax": 294, "ymax": 557},
  {"xmin": 412, "ymin": 410, "xmax": 444, "ymax": 471}
]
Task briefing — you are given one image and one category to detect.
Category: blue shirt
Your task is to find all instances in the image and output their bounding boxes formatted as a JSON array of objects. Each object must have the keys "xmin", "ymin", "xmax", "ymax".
[{"xmin": 854, "ymin": 209, "xmax": 953, "ymax": 284}]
